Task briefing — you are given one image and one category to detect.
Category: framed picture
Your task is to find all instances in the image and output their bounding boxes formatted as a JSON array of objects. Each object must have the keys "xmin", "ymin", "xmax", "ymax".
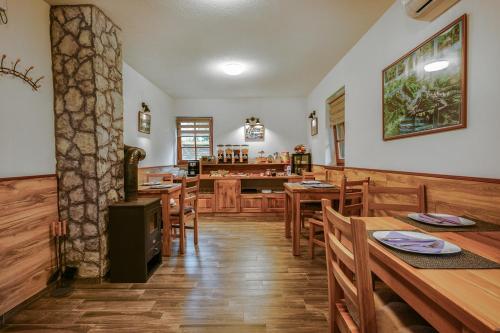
[
  {"xmin": 138, "ymin": 103, "xmax": 151, "ymax": 134},
  {"xmin": 382, "ymin": 14, "xmax": 467, "ymax": 141},
  {"xmin": 309, "ymin": 111, "xmax": 318, "ymax": 136},
  {"xmin": 244, "ymin": 117, "xmax": 265, "ymax": 141}
]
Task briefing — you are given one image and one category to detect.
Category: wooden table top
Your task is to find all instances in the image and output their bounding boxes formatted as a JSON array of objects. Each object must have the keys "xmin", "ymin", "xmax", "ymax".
[
  {"xmin": 359, "ymin": 216, "xmax": 500, "ymax": 333},
  {"xmin": 284, "ymin": 182, "xmax": 339, "ymax": 193},
  {"xmin": 137, "ymin": 183, "xmax": 181, "ymax": 194},
  {"xmin": 199, "ymin": 174, "xmax": 302, "ymax": 180}
]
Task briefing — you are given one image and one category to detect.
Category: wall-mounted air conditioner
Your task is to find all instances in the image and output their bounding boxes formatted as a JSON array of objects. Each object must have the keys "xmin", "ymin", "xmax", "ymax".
[{"xmin": 402, "ymin": 0, "xmax": 460, "ymax": 21}]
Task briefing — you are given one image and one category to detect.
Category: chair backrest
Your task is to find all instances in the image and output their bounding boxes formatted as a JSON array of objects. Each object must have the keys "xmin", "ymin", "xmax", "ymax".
[
  {"xmin": 322, "ymin": 199, "xmax": 377, "ymax": 333},
  {"xmin": 179, "ymin": 176, "xmax": 200, "ymax": 213},
  {"xmin": 338, "ymin": 176, "xmax": 370, "ymax": 217},
  {"xmin": 362, "ymin": 183, "xmax": 426, "ymax": 217},
  {"xmin": 146, "ymin": 173, "xmax": 174, "ymax": 183},
  {"xmin": 302, "ymin": 171, "xmax": 315, "ymax": 180}
]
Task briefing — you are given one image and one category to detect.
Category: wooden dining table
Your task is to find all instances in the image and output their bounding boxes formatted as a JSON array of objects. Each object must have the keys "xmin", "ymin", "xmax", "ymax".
[
  {"xmin": 284, "ymin": 182, "xmax": 341, "ymax": 256},
  {"xmin": 137, "ymin": 183, "xmax": 182, "ymax": 256},
  {"xmin": 360, "ymin": 216, "xmax": 500, "ymax": 333}
]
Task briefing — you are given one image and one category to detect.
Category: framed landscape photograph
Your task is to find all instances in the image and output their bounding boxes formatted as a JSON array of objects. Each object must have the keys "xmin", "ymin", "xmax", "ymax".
[
  {"xmin": 310, "ymin": 111, "xmax": 318, "ymax": 136},
  {"xmin": 382, "ymin": 15, "xmax": 467, "ymax": 140},
  {"xmin": 138, "ymin": 103, "xmax": 151, "ymax": 134}
]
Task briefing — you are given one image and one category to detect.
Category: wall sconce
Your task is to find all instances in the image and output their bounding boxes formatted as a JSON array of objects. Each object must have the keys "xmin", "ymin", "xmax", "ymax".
[
  {"xmin": 244, "ymin": 116, "xmax": 265, "ymax": 141},
  {"xmin": 309, "ymin": 111, "xmax": 318, "ymax": 136},
  {"xmin": 0, "ymin": 1, "xmax": 7, "ymax": 25},
  {"xmin": 138, "ymin": 102, "xmax": 151, "ymax": 134}
]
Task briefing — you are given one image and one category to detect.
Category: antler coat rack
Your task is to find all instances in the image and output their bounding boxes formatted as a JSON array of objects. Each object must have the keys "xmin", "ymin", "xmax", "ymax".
[{"xmin": 0, "ymin": 54, "xmax": 44, "ymax": 91}]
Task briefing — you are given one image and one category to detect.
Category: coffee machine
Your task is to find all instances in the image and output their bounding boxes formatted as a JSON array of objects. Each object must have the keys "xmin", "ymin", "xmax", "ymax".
[{"xmin": 187, "ymin": 160, "xmax": 200, "ymax": 176}]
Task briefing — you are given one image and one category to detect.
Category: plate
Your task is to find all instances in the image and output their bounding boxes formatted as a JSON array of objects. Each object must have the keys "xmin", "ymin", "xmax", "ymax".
[
  {"xmin": 150, "ymin": 184, "xmax": 175, "ymax": 189},
  {"xmin": 142, "ymin": 181, "xmax": 161, "ymax": 186},
  {"xmin": 373, "ymin": 231, "xmax": 461, "ymax": 255},
  {"xmin": 301, "ymin": 180, "xmax": 321, "ymax": 184},
  {"xmin": 311, "ymin": 183, "xmax": 335, "ymax": 188},
  {"xmin": 408, "ymin": 213, "xmax": 476, "ymax": 227}
]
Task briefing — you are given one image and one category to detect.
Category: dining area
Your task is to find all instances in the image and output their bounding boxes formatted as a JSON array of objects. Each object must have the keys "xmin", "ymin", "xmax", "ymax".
[{"xmin": 282, "ymin": 170, "xmax": 500, "ymax": 333}]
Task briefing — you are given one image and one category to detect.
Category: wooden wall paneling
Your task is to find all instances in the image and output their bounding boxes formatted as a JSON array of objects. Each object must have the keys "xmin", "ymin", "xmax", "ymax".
[{"xmin": 0, "ymin": 176, "xmax": 58, "ymax": 315}]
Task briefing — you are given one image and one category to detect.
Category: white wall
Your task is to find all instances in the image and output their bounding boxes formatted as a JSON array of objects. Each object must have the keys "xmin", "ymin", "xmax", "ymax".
[
  {"xmin": 174, "ymin": 98, "xmax": 308, "ymax": 161},
  {"xmin": 123, "ymin": 63, "xmax": 176, "ymax": 167},
  {"xmin": 307, "ymin": 0, "xmax": 500, "ymax": 178},
  {"xmin": 0, "ymin": 0, "xmax": 55, "ymax": 177}
]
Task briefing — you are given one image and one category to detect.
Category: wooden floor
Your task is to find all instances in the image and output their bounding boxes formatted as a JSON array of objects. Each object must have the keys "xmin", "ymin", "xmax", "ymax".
[{"xmin": 2, "ymin": 217, "xmax": 329, "ymax": 333}]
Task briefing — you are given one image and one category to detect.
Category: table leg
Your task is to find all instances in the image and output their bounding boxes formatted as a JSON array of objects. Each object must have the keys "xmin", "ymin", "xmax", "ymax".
[
  {"xmin": 292, "ymin": 192, "xmax": 301, "ymax": 256},
  {"xmin": 161, "ymin": 193, "xmax": 171, "ymax": 256},
  {"xmin": 284, "ymin": 191, "xmax": 291, "ymax": 238}
]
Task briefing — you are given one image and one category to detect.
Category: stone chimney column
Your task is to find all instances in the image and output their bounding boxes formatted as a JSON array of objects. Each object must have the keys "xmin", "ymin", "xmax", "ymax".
[{"xmin": 50, "ymin": 5, "xmax": 124, "ymax": 278}]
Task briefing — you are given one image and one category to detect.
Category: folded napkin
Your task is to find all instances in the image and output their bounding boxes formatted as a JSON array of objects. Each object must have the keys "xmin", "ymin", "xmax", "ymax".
[
  {"xmin": 418, "ymin": 214, "xmax": 462, "ymax": 225},
  {"xmin": 380, "ymin": 231, "xmax": 445, "ymax": 254}
]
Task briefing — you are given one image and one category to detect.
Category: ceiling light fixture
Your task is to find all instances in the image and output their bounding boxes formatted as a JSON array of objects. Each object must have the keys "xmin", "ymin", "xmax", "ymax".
[
  {"xmin": 221, "ymin": 62, "xmax": 245, "ymax": 76},
  {"xmin": 424, "ymin": 60, "xmax": 449, "ymax": 72}
]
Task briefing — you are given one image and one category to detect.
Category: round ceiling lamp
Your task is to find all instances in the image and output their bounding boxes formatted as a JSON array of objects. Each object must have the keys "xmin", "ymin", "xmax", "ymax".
[{"xmin": 221, "ymin": 62, "xmax": 246, "ymax": 76}]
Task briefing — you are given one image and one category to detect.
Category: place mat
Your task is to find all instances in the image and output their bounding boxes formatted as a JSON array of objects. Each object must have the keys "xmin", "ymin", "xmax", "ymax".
[
  {"xmin": 395, "ymin": 216, "xmax": 500, "ymax": 232},
  {"xmin": 368, "ymin": 231, "xmax": 500, "ymax": 269}
]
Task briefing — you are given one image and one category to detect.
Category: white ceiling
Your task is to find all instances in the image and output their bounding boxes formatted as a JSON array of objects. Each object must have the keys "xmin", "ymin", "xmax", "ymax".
[{"xmin": 45, "ymin": 0, "xmax": 394, "ymax": 98}]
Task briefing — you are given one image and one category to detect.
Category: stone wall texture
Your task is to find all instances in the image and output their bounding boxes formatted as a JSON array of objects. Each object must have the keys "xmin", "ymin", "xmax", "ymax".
[{"xmin": 50, "ymin": 5, "xmax": 124, "ymax": 278}]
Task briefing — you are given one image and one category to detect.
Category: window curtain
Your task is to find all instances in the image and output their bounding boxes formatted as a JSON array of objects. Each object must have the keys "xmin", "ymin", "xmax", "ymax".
[{"xmin": 329, "ymin": 94, "xmax": 345, "ymax": 126}]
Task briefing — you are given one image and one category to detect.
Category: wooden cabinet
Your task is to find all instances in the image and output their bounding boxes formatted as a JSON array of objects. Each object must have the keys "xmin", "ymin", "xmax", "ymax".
[
  {"xmin": 215, "ymin": 180, "xmax": 240, "ymax": 212},
  {"xmin": 241, "ymin": 194, "xmax": 264, "ymax": 212},
  {"xmin": 198, "ymin": 194, "xmax": 215, "ymax": 213},
  {"xmin": 264, "ymin": 194, "xmax": 285, "ymax": 212}
]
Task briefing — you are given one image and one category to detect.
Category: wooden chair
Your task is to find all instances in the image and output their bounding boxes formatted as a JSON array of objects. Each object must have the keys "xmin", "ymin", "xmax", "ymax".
[
  {"xmin": 170, "ymin": 176, "xmax": 199, "ymax": 255},
  {"xmin": 300, "ymin": 172, "xmax": 322, "ymax": 231},
  {"xmin": 146, "ymin": 173, "xmax": 174, "ymax": 183},
  {"xmin": 362, "ymin": 183, "xmax": 426, "ymax": 217},
  {"xmin": 308, "ymin": 176, "xmax": 369, "ymax": 259},
  {"xmin": 322, "ymin": 199, "xmax": 436, "ymax": 333}
]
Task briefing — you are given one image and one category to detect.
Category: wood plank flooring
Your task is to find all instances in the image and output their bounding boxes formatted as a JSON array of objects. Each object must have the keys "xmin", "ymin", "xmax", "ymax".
[{"xmin": 2, "ymin": 217, "xmax": 328, "ymax": 333}]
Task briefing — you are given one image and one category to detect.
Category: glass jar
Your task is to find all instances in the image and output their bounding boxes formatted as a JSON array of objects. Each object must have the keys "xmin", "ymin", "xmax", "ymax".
[
  {"xmin": 224, "ymin": 145, "xmax": 233, "ymax": 164},
  {"xmin": 241, "ymin": 145, "xmax": 249, "ymax": 163},
  {"xmin": 217, "ymin": 145, "xmax": 224, "ymax": 164},
  {"xmin": 233, "ymin": 145, "xmax": 241, "ymax": 163}
]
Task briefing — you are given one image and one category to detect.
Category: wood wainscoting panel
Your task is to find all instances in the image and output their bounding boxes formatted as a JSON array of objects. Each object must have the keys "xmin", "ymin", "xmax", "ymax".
[
  {"xmin": 313, "ymin": 165, "xmax": 500, "ymax": 225},
  {"xmin": 0, "ymin": 176, "xmax": 58, "ymax": 315}
]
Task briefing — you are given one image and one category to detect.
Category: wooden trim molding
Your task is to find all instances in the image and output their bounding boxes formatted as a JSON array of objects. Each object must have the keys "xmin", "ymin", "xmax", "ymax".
[
  {"xmin": 0, "ymin": 174, "xmax": 56, "ymax": 182},
  {"xmin": 313, "ymin": 164, "xmax": 344, "ymax": 171}
]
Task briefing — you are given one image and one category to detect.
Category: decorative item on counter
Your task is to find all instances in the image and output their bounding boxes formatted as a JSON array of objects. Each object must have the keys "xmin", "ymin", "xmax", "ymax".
[
  {"xmin": 224, "ymin": 145, "xmax": 232, "ymax": 163},
  {"xmin": 273, "ymin": 152, "xmax": 280, "ymax": 163},
  {"xmin": 267, "ymin": 155, "xmax": 274, "ymax": 163},
  {"xmin": 256, "ymin": 150, "xmax": 267, "ymax": 163},
  {"xmin": 201, "ymin": 155, "xmax": 217, "ymax": 164},
  {"xmin": 245, "ymin": 117, "xmax": 265, "ymax": 141},
  {"xmin": 271, "ymin": 169, "xmax": 277, "ymax": 177},
  {"xmin": 241, "ymin": 144, "xmax": 249, "ymax": 163},
  {"xmin": 280, "ymin": 152, "xmax": 290, "ymax": 164},
  {"xmin": 233, "ymin": 145, "xmax": 240, "ymax": 163},
  {"xmin": 285, "ymin": 165, "xmax": 292, "ymax": 176},
  {"xmin": 309, "ymin": 111, "xmax": 318, "ymax": 136},
  {"xmin": 294, "ymin": 144, "xmax": 307, "ymax": 154},
  {"xmin": 138, "ymin": 102, "xmax": 151, "ymax": 134},
  {"xmin": 217, "ymin": 145, "xmax": 224, "ymax": 164},
  {"xmin": 265, "ymin": 169, "xmax": 272, "ymax": 177},
  {"xmin": 0, "ymin": 54, "xmax": 44, "ymax": 91}
]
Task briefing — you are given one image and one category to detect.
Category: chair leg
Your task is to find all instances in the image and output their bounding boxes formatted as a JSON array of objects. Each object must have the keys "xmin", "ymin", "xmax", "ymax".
[
  {"xmin": 194, "ymin": 217, "xmax": 199, "ymax": 245},
  {"xmin": 309, "ymin": 223, "xmax": 315, "ymax": 259},
  {"xmin": 179, "ymin": 215, "xmax": 185, "ymax": 255}
]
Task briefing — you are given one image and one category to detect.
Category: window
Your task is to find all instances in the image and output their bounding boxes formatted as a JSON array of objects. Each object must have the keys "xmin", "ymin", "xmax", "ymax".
[
  {"xmin": 328, "ymin": 91, "xmax": 345, "ymax": 166},
  {"xmin": 176, "ymin": 117, "xmax": 213, "ymax": 164}
]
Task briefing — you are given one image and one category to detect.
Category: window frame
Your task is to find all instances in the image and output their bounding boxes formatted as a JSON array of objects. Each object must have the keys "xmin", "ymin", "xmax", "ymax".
[
  {"xmin": 176, "ymin": 117, "xmax": 214, "ymax": 165},
  {"xmin": 332, "ymin": 122, "xmax": 345, "ymax": 166}
]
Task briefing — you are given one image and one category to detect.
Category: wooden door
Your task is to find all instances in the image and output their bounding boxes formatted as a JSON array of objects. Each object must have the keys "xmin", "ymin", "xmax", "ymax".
[{"xmin": 215, "ymin": 180, "xmax": 240, "ymax": 212}]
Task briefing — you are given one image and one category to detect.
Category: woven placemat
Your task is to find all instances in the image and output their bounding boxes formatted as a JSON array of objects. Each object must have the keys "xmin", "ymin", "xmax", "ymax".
[
  {"xmin": 369, "ymin": 231, "xmax": 500, "ymax": 269},
  {"xmin": 395, "ymin": 216, "xmax": 500, "ymax": 232}
]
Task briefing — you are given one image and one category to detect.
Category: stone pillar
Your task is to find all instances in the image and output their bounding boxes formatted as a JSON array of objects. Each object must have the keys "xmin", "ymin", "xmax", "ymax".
[{"xmin": 50, "ymin": 5, "xmax": 124, "ymax": 278}]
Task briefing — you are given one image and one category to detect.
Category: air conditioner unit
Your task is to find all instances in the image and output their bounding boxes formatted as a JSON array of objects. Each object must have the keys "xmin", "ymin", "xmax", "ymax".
[{"xmin": 402, "ymin": 0, "xmax": 460, "ymax": 21}]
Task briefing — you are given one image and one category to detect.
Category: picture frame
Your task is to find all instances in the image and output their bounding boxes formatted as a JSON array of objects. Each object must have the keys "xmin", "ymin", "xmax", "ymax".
[
  {"xmin": 309, "ymin": 111, "xmax": 318, "ymax": 136},
  {"xmin": 138, "ymin": 103, "xmax": 151, "ymax": 134},
  {"xmin": 382, "ymin": 14, "xmax": 467, "ymax": 141},
  {"xmin": 244, "ymin": 117, "xmax": 265, "ymax": 141}
]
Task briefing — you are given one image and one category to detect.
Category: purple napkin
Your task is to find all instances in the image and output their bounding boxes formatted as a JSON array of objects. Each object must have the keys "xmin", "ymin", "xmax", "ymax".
[
  {"xmin": 418, "ymin": 214, "xmax": 462, "ymax": 225},
  {"xmin": 380, "ymin": 231, "xmax": 445, "ymax": 254}
]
